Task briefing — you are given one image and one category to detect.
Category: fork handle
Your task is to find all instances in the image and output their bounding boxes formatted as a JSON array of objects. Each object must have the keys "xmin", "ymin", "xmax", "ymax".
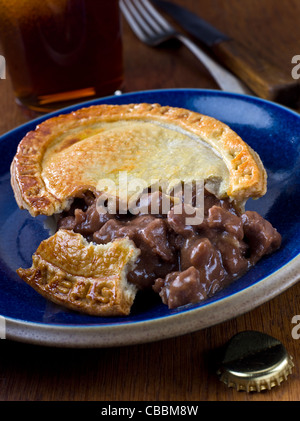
[
  {"xmin": 211, "ymin": 38, "xmax": 300, "ymax": 106},
  {"xmin": 176, "ymin": 34, "xmax": 251, "ymax": 95}
]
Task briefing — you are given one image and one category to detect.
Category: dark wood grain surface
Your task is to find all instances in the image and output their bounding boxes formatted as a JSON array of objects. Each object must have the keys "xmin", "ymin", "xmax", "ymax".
[{"xmin": 0, "ymin": 0, "xmax": 300, "ymax": 403}]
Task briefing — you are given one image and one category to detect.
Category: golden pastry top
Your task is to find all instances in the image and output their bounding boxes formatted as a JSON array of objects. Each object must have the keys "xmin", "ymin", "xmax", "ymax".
[{"xmin": 10, "ymin": 103, "xmax": 267, "ymax": 216}]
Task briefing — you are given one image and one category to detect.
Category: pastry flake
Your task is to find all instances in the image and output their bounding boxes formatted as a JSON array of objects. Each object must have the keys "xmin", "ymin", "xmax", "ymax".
[{"xmin": 17, "ymin": 230, "xmax": 140, "ymax": 316}]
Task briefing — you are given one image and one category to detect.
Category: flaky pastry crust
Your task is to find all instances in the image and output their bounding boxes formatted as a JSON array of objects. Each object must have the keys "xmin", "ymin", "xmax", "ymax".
[
  {"xmin": 17, "ymin": 230, "xmax": 140, "ymax": 316},
  {"xmin": 11, "ymin": 103, "xmax": 267, "ymax": 217}
]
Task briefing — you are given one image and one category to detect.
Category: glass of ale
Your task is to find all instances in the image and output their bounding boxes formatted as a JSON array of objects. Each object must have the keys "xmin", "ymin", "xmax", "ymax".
[{"xmin": 0, "ymin": 0, "xmax": 123, "ymax": 113}]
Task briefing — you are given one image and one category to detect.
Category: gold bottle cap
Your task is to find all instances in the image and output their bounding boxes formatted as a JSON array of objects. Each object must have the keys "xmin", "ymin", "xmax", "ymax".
[{"xmin": 217, "ymin": 331, "xmax": 294, "ymax": 392}]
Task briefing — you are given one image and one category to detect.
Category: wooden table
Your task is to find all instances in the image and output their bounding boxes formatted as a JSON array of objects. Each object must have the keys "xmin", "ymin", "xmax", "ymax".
[{"xmin": 0, "ymin": 0, "xmax": 300, "ymax": 404}]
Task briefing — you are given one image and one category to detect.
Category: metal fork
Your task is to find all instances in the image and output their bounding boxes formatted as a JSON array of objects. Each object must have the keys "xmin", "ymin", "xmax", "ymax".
[{"xmin": 120, "ymin": 0, "xmax": 251, "ymax": 95}]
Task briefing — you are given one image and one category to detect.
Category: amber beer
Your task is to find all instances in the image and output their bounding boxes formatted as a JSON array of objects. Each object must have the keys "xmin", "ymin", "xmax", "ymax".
[{"xmin": 0, "ymin": 0, "xmax": 123, "ymax": 112}]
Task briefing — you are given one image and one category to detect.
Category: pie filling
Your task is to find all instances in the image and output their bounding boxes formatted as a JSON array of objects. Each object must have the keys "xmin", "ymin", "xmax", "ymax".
[{"xmin": 57, "ymin": 189, "xmax": 281, "ymax": 309}]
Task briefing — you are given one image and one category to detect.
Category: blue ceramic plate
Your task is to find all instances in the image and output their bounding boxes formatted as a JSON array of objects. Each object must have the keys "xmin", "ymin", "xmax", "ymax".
[{"xmin": 1, "ymin": 89, "xmax": 300, "ymax": 347}]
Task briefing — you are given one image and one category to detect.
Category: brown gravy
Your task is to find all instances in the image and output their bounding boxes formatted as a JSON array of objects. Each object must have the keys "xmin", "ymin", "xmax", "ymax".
[{"xmin": 57, "ymin": 190, "xmax": 281, "ymax": 309}]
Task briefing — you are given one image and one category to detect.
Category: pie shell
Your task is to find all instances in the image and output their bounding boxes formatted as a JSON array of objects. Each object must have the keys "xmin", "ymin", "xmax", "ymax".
[{"xmin": 10, "ymin": 103, "xmax": 267, "ymax": 217}]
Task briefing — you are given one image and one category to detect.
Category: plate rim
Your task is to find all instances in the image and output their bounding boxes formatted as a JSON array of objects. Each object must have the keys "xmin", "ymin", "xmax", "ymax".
[
  {"xmin": 1, "ymin": 88, "xmax": 300, "ymax": 347},
  {"xmin": 2, "ymin": 87, "xmax": 300, "ymax": 141},
  {"xmin": 5, "ymin": 254, "xmax": 300, "ymax": 347}
]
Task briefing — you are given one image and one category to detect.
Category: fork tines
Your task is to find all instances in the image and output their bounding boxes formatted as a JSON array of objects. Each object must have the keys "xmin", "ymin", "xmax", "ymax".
[{"xmin": 120, "ymin": 0, "xmax": 175, "ymax": 45}]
